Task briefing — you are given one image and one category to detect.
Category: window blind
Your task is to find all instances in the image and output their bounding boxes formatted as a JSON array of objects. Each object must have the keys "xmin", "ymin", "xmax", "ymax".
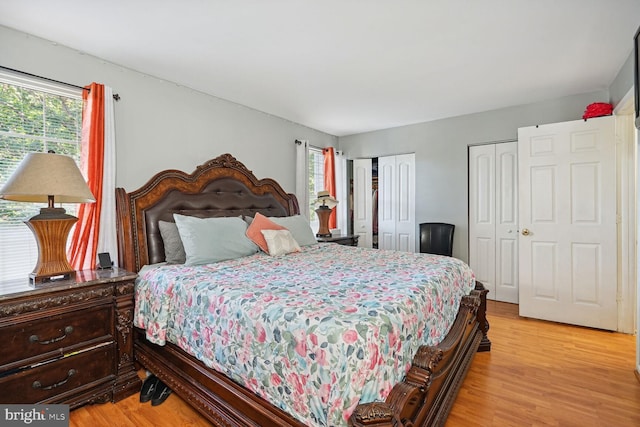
[{"xmin": 0, "ymin": 70, "xmax": 82, "ymax": 281}]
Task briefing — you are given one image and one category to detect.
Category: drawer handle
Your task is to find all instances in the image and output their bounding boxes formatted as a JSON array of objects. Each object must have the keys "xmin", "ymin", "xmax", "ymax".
[
  {"xmin": 29, "ymin": 326, "xmax": 74, "ymax": 345},
  {"xmin": 32, "ymin": 369, "xmax": 76, "ymax": 391}
]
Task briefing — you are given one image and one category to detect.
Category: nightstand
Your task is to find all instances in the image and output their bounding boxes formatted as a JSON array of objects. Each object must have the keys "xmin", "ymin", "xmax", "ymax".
[
  {"xmin": 316, "ymin": 234, "xmax": 360, "ymax": 246},
  {"xmin": 0, "ymin": 268, "xmax": 141, "ymax": 407}
]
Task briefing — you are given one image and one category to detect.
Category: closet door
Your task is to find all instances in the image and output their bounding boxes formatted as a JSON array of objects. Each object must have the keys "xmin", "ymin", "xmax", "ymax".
[
  {"xmin": 469, "ymin": 142, "xmax": 518, "ymax": 303},
  {"xmin": 353, "ymin": 158, "xmax": 373, "ymax": 248},
  {"xmin": 378, "ymin": 153, "xmax": 415, "ymax": 252},
  {"xmin": 378, "ymin": 156, "xmax": 395, "ymax": 250},
  {"xmin": 495, "ymin": 142, "xmax": 519, "ymax": 303},
  {"xmin": 469, "ymin": 145, "xmax": 497, "ymax": 298}
]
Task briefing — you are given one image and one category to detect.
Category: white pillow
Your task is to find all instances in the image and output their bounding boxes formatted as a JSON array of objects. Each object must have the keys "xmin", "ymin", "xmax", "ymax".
[
  {"xmin": 173, "ymin": 214, "xmax": 258, "ymax": 265},
  {"xmin": 261, "ymin": 229, "xmax": 301, "ymax": 256},
  {"xmin": 269, "ymin": 215, "xmax": 317, "ymax": 246}
]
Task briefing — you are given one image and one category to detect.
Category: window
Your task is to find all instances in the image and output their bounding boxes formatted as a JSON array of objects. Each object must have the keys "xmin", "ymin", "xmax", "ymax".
[
  {"xmin": 0, "ymin": 72, "xmax": 83, "ymax": 281},
  {"xmin": 307, "ymin": 147, "xmax": 325, "ymax": 232}
]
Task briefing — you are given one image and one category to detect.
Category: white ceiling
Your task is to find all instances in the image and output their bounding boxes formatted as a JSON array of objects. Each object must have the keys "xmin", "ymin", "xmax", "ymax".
[{"xmin": 1, "ymin": 0, "xmax": 639, "ymax": 136}]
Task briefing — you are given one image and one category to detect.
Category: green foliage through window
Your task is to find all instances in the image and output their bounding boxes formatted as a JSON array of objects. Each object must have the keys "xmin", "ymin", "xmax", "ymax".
[
  {"xmin": 0, "ymin": 77, "xmax": 83, "ymax": 280},
  {"xmin": 0, "ymin": 83, "xmax": 82, "ymax": 221}
]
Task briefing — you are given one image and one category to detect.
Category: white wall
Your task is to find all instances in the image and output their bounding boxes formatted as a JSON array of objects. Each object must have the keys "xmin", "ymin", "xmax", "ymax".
[
  {"xmin": 609, "ymin": 51, "xmax": 634, "ymax": 108},
  {"xmin": 0, "ymin": 24, "xmax": 629, "ymax": 265},
  {"xmin": 339, "ymin": 91, "xmax": 608, "ymax": 262},
  {"xmin": 0, "ymin": 25, "xmax": 337, "ymax": 192}
]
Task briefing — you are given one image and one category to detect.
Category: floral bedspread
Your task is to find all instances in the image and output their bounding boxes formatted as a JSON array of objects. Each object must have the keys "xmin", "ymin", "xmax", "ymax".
[{"xmin": 134, "ymin": 243, "xmax": 475, "ymax": 426}]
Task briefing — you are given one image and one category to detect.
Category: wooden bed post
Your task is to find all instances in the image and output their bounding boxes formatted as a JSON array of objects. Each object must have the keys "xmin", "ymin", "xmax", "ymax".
[
  {"xmin": 115, "ymin": 187, "xmax": 136, "ymax": 272},
  {"xmin": 475, "ymin": 281, "xmax": 491, "ymax": 352}
]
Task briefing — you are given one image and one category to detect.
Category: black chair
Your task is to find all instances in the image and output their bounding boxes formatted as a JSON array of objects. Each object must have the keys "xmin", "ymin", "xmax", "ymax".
[{"xmin": 419, "ymin": 223, "xmax": 455, "ymax": 257}]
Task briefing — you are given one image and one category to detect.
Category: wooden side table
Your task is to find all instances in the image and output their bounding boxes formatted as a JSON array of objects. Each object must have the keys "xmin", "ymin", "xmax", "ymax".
[
  {"xmin": 316, "ymin": 234, "xmax": 360, "ymax": 246},
  {"xmin": 0, "ymin": 268, "xmax": 141, "ymax": 407}
]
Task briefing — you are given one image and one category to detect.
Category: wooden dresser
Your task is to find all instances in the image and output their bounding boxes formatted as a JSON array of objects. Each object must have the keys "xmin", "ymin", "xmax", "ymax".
[
  {"xmin": 0, "ymin": 268, "xmax": 141, "ymax": 407},
  {"xmin": 316, "ymin": 234, "xmax": 360, "ymax": 246}
]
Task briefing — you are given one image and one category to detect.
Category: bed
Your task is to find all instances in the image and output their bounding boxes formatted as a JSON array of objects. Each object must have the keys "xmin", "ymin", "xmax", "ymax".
[{"xmin": 115, "ymin": 153, "xmax": 490, "ymax": 427}]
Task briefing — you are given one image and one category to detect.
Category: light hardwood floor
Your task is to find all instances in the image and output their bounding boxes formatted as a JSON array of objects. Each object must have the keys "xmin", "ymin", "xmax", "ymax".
[{"xmin": 70, "ymin": 301, "xmax": 640, "ymax": 426}]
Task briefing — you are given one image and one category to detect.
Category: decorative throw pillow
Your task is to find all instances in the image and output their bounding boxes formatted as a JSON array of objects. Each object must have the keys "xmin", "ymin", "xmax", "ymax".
[
  {"xmin": 173, "ymin": 214, "xmax": 258, "ymax": 265},
  {"xmin": 269, "ymin": 215, "xmax": 317, "ymax": 246},
  {"xmin": 246, "ymin": 212, "xmax": 287, "ymax": 252},
  {"xmin": 158, "ymin": 220, "xmax": 186, "ymax": 264},
  {"xmin": 261, "ymin": 229, "xmax": 301, "ymax": 256}
]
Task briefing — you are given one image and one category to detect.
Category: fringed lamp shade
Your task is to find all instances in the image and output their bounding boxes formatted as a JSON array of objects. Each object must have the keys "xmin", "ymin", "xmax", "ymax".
[{"xmin": 0, "ymin": 152, "xmax": 95, "ymax": 285}]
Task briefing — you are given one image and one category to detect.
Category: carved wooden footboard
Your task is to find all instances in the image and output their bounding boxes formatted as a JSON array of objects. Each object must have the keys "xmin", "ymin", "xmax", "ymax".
[{"xmin": 351, "ymin": 284, "xmax": 488, "ymax": 427}]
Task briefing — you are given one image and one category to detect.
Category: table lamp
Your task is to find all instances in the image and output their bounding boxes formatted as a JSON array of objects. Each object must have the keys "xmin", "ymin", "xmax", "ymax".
[
  {"xmin": 0, "ymin": 152, "xmax": 95, "ymax": 285},
  {"xmin": 313, "ymin": 190, "xmax": 338, "ymax": 237}
]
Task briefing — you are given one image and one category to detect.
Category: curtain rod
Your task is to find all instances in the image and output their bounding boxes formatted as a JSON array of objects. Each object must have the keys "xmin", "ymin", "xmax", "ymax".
[
  {"xmin": 0, "ymin": 65, "xmax": 120, "ymax": 101},
  {"xmin": 294, "ymin": 139, "xmax": 323, "ymax": 150}
]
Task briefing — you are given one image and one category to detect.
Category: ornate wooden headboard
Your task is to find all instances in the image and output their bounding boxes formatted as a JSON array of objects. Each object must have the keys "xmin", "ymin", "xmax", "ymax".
[{"xmin": 115, "ymin": 153, "xmax": 300, "ymax": 272}]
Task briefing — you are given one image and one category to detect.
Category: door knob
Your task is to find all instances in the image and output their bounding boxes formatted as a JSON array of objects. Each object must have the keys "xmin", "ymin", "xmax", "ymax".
[{"xmin": 521, "ymin": 228, "xmax": 530, "ymax": 236}]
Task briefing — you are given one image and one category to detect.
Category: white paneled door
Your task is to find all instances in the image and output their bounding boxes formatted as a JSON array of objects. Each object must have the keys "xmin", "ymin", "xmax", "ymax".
[
  {"xmin": 378, "ymin": 153, "xmax": 415, "ymax": 252},
  {"xmin": 378, "ymin": 155, "xmax": 396, "ymax": 250},
  {"xmin": 469, "ymin": 142, "xmax": 519, "ymax": 303},
  {"xmin": 353, "ymin": 158, "xmax": 373, "ymax": 248},
  {"xmin": 518, "ymin": 116, "xmax": 617, "ymax": 330}
]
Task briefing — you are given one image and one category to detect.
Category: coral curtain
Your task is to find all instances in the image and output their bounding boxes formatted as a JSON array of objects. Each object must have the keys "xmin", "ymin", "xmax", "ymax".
[
  {"xmin": 323, "ymin": 147, "xmax": 337, "ymax": 229},
  {"xmin": 334, "ymin": 150, "xmax": 347, "ymax": 234},
  {"xmin": 68, "ymin": 83, "xmax": 105, "ymax": 270}
]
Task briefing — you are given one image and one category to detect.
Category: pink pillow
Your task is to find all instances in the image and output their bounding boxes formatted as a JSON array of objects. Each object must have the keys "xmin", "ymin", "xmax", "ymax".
[{"xmin": 246, "ymin": 212, "xmax": 287, "ymax": 253}]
